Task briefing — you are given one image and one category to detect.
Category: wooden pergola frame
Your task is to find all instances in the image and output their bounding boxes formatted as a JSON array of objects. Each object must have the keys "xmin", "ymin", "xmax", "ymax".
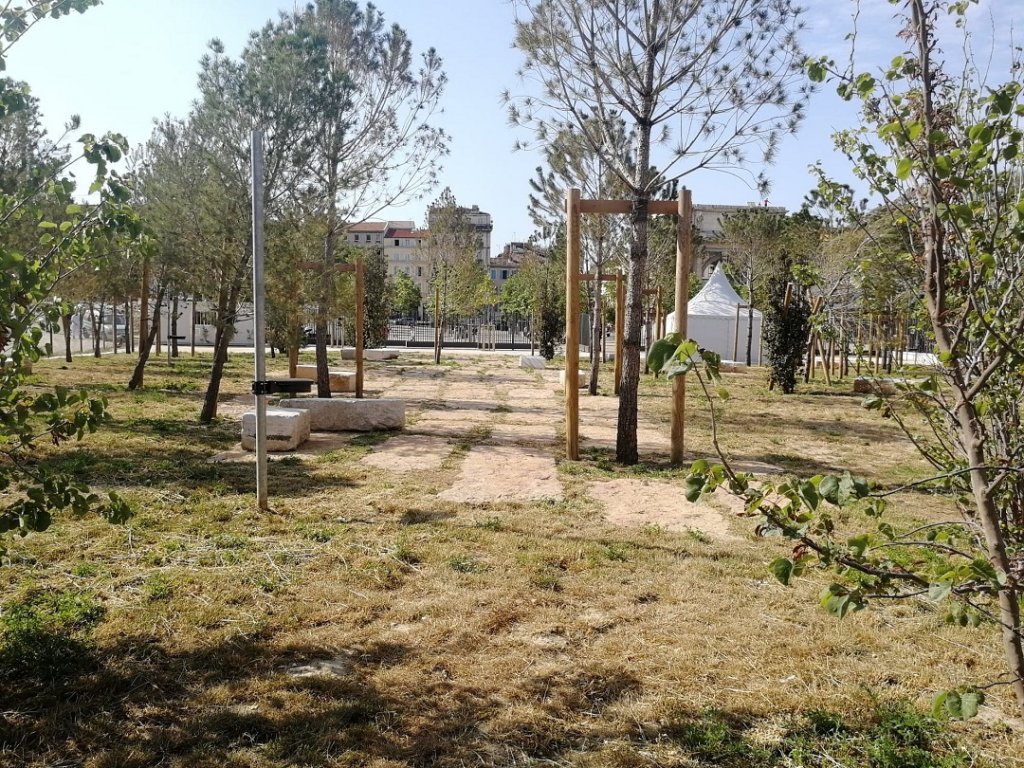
[{"xmin": 564, "ymin": 187, "xmax": 692, "ymax": 464}]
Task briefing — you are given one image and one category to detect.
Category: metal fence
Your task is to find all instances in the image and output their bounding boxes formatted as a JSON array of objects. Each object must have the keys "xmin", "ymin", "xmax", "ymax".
[{"xmin": 386, "ymin": 315, "xmax": 535, "ymax": 350}]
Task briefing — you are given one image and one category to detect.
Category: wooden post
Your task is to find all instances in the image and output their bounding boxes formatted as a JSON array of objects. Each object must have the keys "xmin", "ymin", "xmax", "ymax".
[
  {"xmin": 355, "ymin": 261, "xmax": 365, "ymax": 398},
  {"xmin": 671, "ymin": 188, "xmax": 691, "ymax": 465},
  {"xmin": 613, "ymin": 270, "xmax": 624, "ymax": 394},
  {"xmin": 565, "ymin": 188, "xmax": 581, "ymax": 460}
]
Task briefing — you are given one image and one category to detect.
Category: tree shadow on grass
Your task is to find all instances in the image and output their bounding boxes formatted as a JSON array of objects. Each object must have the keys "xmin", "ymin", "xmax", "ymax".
[
  {"xmin": 0, "ymin": 629, "xmax": 977, "ymax": 767},
  {"xmin": 34, "ymin": 443, "xmax": 361, "ymax": 500}
]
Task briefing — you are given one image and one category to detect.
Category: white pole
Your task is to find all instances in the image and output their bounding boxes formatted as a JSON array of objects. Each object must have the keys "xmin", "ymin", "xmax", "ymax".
[{"xmin": 251, "ymin": 129, "xmax": 269, "ymax": 512}]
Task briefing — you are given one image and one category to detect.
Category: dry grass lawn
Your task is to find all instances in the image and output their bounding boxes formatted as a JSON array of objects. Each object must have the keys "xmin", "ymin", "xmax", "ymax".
[{"xmin": 0, "ymin": 349, "xmax": 1021, "ymax": 767}]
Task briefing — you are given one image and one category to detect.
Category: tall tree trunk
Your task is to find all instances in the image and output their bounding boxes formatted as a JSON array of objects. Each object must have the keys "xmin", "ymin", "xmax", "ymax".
[
  {"xmin": 90, "ymin": 303, "xmax": 103, "ymax": 358},
  {"xmin": 616, "ymin": 196, "xmax": 649, "ymax": 465},
  {"xmin": 128, "ymin": 285, "xmax": 167, "ymax": 390},
  {"xmin": 61, "ymin": 311, "xmax": 73, "ymax": 363},
  {"xmin": 139, "ymin": 258, "xmax": 150, "ymax": 364},
  {"xmin": 125, "ymin": 300, "xmax": 133, "ymax": 355},
  {"xmin": 589, "ymin": 238, "xmax": 604, "ymax": 395},
  {"xmin": 199, "ymin": 268, "xmax": 246, "ymax": 424},
  {"xmin": 746, "ymin": 273, "xmax": 754, "ymax": 365},
  {"xmin": 170, "ymin": 294, "xmax": 179, "ymax": 358}
]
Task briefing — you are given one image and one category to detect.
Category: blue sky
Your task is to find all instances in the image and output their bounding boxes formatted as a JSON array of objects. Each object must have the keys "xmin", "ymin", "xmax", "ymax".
[{"xmin": 6, "ymin": 0, "xmax": 1016, "ymax": 251}]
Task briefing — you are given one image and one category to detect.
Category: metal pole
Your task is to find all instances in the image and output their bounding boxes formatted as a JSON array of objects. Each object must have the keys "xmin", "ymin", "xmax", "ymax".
[
  {"xmin": 565, "ymin": 188, "xmax": 581, "ymax": 460},
  {"xmin": 251, "ymin": 130, "xmax": 269, "ymax": 512}
]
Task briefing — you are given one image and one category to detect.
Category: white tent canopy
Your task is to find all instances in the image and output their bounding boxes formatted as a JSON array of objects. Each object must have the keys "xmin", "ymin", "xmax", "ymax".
[{"xmin": 665, "ymin": 263, "xmax": 763, "ymax": 364}]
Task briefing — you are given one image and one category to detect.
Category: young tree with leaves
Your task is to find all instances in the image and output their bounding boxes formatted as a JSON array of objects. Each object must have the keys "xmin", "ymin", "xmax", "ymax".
[
  {"xmin": 674, "ymin": 0, "xmax": 1024, "ymax": 718},
  {"xmin": 720, "ymin": 207, "xmax": 787, "ymax": 365},
  {"xmin": 273, "ymin": 1, "xmax": 448, "ymax": 396},
  {"xmin": 510, "ymin": 0, "xmax": 810, "ymax": 464},
  {"xmin": 0, "ymin": 0, "xmax": 135, "ymax": 559},
  {"xmin": 422, "ymin": 188, "xmax": 493, "ymax": 362},
  {"xmin": 390, "ymin": 271, "xmax": 422, "ymax": 320},
  {"xmin": 527, "ymin": 116, "xmax": 634, "ymax": 392}
]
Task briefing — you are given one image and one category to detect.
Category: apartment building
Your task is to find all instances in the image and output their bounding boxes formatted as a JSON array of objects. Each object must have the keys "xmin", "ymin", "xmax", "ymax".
[
  {"xmin": 346, "ymin": 220, "xmax": 430, "ymax": 314},
  {"xmin": 426, "ymin": 204, "xmax": 493, "ymax": 266},
  {"xmin": 693, "ymin": 203, "xmax": 788, "ymax": 277},
  {"xmin": 489, "ymin": 241, "xmax": 547, "ymax": 294}
]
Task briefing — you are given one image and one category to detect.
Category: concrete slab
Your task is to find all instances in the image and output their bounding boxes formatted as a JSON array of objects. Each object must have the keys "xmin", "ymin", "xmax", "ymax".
[
  {"xmin": 362, "ymin": 434, "xmax": 451, "ymax": 472},
  {"xmin": 438, "ymin": 444, "xmax": 562, "ymax": 504},
  {"xmin": 520, "ymin": 355, "xmax": 547, "ymax": 370},
  {"xmin": 241, "ymin": 407, "xmax": 311, "ymax": 451},
  {"xmin": 588, "ymin": 478, "xmax": 737, "ymax": 540},
  {"xmin": 278, "ymin": 397, "xmax": 405, "ymax": 431}
]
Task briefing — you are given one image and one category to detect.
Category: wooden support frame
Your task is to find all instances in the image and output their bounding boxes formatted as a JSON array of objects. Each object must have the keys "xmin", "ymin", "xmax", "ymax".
[{"xmin": 565, "ymin": 188, "xmax": 692, "ymax": 464}]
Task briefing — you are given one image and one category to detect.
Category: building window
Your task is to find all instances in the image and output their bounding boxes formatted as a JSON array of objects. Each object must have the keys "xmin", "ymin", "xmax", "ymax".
[
  {"xmin": 194, "ymin": 310, "xmax": 217, "ymax": 326},
  {"xmin": 417, "ymin": 267, "xmax": 422, "ymax": 277},
  {"xmin": 394, "ymin": 239, "xmax": 400, "ymax": 246},
  {"xmin": 501, "ymin": 270, "xmax": 508, "ymax": 280}
]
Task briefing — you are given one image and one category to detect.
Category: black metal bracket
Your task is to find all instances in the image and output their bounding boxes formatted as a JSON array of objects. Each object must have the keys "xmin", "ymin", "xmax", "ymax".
[{"xmin": 252, "ymin": 378, "xmax": 314, "ymax": 396}]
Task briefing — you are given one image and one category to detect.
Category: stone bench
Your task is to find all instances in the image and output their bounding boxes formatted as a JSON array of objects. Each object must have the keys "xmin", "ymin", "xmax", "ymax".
[
  {"xmin": 340, "ymin": 347, "xmax": 399, "ymax": 361},
  {"xmin": 277, "ymin": 397, "xmax": 405, "ymax": 431},
  {"xmin": 520, "ymin": 355, "xmax": 547, "ymax": 370},
  {"xmin": 241, "ymin": 407, "xmax": 311, "ymax": 452},
  {"xmin": 294, "ymin": 365, "xmax": 356, "ymax": 393}
]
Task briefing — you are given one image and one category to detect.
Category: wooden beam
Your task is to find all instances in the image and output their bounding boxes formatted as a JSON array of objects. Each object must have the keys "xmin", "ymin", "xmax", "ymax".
[
  {"xmin": 565, "ymin": 188, "xmax": 581, "ymax": 461},
  {"xmin": 579, "ymin": 272, "xmax": 619, "ymax": 282},
  {"xmin": 578, "ymin": 199, "xmax": 681, "ymax": 216},
  {"xmin": 579, "ymin": 199, "xmax": 631, "ymax": 215}
]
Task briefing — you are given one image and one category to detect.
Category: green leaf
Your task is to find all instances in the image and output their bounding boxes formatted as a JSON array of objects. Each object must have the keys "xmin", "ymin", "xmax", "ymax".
[
  {"xmin": 848, "ymin": 533, "xmax": 870, "ymax": 558},
  {"xmin": 683, "ymin": 475, "xmax": 704, "ymax": 503},
  {"xmin": 818, "ymin": 475, "xmax": 840, "ymax": 505},
  {"xmin": 896, "ymin": 157, "xmax": 913, "ymax": 179},
  {"xmin": 769, "ymin": 557, "xmax": 795, "ymax": 586},
  {"xmin": 799, "ymin": 480, "xmax": 820, "ymax": 511},
  {"xmin": 927, "ymin": 582, "xmax": 952, "ymax": 603},
  {"xmin": 960, "ymin": 691, "xmax": 982, "ymax": 719},
  {"xmin": 646, "ymin": 336, "xmax": 680, "ymax": 373}
]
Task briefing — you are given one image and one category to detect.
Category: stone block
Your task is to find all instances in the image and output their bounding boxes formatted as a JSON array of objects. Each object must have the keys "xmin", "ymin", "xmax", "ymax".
[
  {"xmin": 294, "ymin": 365, "xmax": 356, "ymax": 392},
  {"xmin": 718, "ymin": 361, "xmax": 748, "ymax": 373},
  {"xmin": 340, "ymin": 347, "xmax": 399, "ymax": 361},
  {"xmin": 520, "ymin": 355, "xmax": 547, "ymax": 369},
  {"xmin": 278, "ymin": 397, "xmax": 405, "ymax": 431},
  {"xmin": 559, "ymin": 369, "xmax": 588, "ymax": 388},
  {"xmin": 241, "ymin": 407, "xmax": 311, "ymax": 452}
]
